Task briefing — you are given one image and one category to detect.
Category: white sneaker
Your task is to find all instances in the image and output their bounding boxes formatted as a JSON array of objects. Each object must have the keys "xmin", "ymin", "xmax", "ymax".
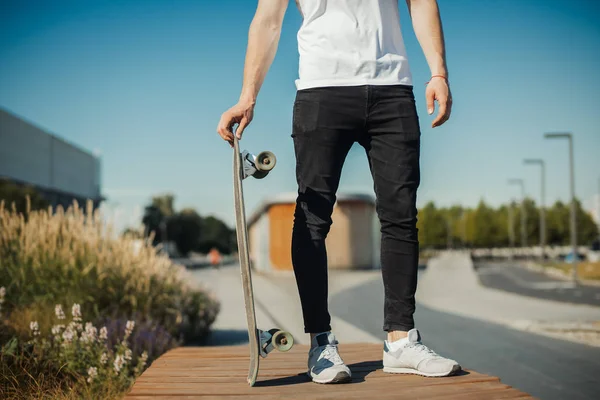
[
  {"xmin": 307, "ymin": 332, "xmax": 352, "ymax": 384},
  {"xmin": 383, "ymin": 329, "xmax": 461, "ymax": 377}
]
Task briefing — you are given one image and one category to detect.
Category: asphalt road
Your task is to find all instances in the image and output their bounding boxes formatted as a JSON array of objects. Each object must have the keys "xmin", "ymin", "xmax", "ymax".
[
  {"xmin": 475, "ymin": 261, "xmax": 600, "ymax": 306},
  {"xmin": 330, "ymin": 277, "xmax": 600, "ymax": 400}
]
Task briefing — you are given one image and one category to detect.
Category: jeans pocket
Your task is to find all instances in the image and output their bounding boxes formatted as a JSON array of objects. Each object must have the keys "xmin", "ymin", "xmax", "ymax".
[{"xmin": 292, "ymin": 98, "xmax": 319, "ymax": 137}]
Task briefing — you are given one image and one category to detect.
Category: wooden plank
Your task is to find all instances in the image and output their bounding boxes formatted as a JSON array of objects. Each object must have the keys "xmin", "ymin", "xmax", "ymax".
[{"xmin": 126, "ymin": 344, "xmax": 534, "ymax": 399}]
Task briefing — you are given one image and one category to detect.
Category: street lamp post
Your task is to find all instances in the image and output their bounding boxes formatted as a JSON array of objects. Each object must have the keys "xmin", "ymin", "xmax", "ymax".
[
  {"xmin": 524, "ymin": 159, "xmax": 546, "ymax": 257},
  {"xmin": 544, "ymin": 132, "xmax": 577, "ymax": 283},
  {"xmin": 508, "ymin": 199, "xmax": 515, "ymax": 256},
  {"xmin": 508, "ymin": 179, "xmax": 527, "ymax": 249}
]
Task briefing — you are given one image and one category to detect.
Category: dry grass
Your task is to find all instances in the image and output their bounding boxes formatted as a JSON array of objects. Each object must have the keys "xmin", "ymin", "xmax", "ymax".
[
  {"xmin": 543, "ymin": 261, "xmax": 600, "ymax": 280},
  {"xmin": 551, "ymin": 262, "xmax": 600, "ymax": 281},
  {"xmin": 0, "ymin": 199, "xmax": 220, "ymax": 399},
  {"xmin": 0, "ymin": 199, "xmax": 219, "ymax": 340}
]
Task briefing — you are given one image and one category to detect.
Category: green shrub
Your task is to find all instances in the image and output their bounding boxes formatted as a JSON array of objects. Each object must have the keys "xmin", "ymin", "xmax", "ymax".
[
  {"xmin": 0, "ymin": 199, "xmax": 219, "ymax": 342},
  {"xmin": 0, "ymin": 199, "xmax": 220, "ymax": 399},
  {"xmin": 0, "ymin": 179, "xmax": 49, "ymax": 215},
  {"xmin": 1, "ymin": 300, "xmax": 148, "ymax": 399}
]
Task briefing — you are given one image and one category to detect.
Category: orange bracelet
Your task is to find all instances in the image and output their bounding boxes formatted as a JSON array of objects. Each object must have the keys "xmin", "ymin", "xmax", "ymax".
[{"xmin": 426, "ymin": 75, "xmax": 448, "ymax": 85}]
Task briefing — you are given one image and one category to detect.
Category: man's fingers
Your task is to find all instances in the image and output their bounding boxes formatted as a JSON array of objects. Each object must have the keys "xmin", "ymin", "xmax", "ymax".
[
  {"xmin": 236, "ymin": 117, "xmax": 248, "ymax": 139},
  {"xmin": 435, "ymin": 98, "xmax": 452, "ymax": 127},
  {"xmin": 217, "ymin": 113, "xmax": 235, "ymax": 141},
  {"xmin": 432, "ymin": 100, "xmax": 447, "ymax": 127},
  {"xmin": 426, "ymin": 90, "xmax": 435, "ymax": 115}
]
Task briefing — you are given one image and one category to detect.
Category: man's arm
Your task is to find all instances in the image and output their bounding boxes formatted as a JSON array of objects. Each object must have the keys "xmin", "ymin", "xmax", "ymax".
[
  {"xmin": 406, "ymin": 0, "xmax": 451, "ymax": 127},
  {"xmin": 217, "ymin": 0, "xmax": 289, "ymax": 144}
]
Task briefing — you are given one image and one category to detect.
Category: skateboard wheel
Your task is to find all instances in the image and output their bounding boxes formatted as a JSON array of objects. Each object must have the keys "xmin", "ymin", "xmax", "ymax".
[
  {"xmin": 252, "ymin": 170, "xmax": 269, "ymax": 180},
  {"xmin": 272, "ymin": 330, "xmax": 294, "ymax": 352},
  {"xmin": 255, "ymin": 151, "xmax": 276, "ymax": 172}
]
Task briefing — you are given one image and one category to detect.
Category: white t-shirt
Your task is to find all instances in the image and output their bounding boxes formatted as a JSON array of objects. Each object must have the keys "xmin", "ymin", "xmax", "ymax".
[{"xmin": 295, "ymin": 0, "xmax": 412, "ymax": 90}]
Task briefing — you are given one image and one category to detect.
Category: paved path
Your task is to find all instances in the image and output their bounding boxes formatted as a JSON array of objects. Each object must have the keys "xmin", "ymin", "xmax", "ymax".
[
  {"xmin": 330, "ymin": 274, "xmax": 600, "ymax": 400},
  {"xmin": 418, "ymin": 253, "xmax": 600, "ymax": 328},
  {"xmin": 189, "ymin": 253, "xmax": 600, "ymax": 399},
  {"xmin": 475, "ymin": 261, "xmax": 600, "ymax": 306},
  {"xmin": 189, "ymin": 264, "xmax": 380, "ymax": 346}
]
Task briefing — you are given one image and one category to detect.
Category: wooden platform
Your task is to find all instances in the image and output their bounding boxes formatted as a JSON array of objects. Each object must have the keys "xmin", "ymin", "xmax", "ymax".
[{"xmin": 127, "ymin": 344, "xmax": 534, "ymax": 399}]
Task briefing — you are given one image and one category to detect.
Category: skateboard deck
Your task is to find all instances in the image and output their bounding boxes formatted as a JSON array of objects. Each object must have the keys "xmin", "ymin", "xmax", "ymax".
[{"xmin": 232, "ymin": 135, "xmax": 293, "ymax": 386}]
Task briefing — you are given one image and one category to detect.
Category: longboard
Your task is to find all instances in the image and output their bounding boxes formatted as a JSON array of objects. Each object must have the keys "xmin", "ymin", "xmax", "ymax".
[{"xmin": 232, "ymin": 135, "xmax": 294, "ymax": 386}]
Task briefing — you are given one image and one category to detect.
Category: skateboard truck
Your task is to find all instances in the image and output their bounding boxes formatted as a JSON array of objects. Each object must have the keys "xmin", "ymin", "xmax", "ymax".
[
  {"xmin": 240, "ymin": 150, "xmax": 277, "ymax": 180},
  {"xmin": 258, "ymin": 329, "xmax": 294, "ymax": 358}
]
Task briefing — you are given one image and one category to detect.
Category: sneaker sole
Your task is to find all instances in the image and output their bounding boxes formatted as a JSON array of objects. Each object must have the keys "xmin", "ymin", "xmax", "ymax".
[
  {"xmin": 383, "ymin": 364, "xmax": 461, "ymax": 377},
  {"xmin": 308, "ymin": 371, "xmax": 352, "ymax": 384}
]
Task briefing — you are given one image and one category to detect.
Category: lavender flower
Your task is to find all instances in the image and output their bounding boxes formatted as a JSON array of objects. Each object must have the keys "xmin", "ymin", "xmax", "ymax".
[
  {"xmin": 87, "ymin": 367, "xmax": 98, "ymax": 383},
  {"xmin": 124, "ymin": 320, "xmax": 135, "ymax": 340},
  {"xmin": 55, "ymin": 304, "xmax": 66, "ymax": 320},
  {"xmin": 51, "ymin": 324, "xmax": 65, "ymax": 335},
  {"xmin": 99, "ymin": 326, "xmax": 108, "ymax": 341},
  {"xmin": 30, "ymin": 321, "xmax": 40, "ymax": 336},
  {"xmin": 80, "ymin": 322, "xmax": 98, "ymax": 343},
  {"xmin": 71, "ymin": 303, "xmax": 82, "ymax": 321},
  {"xmin": 113, "ymin": 354, "xmax": 125, "ymax": 373},
  {"xmin": 62, "ymin": 326, "xmax": 75, "ymax": 343}
]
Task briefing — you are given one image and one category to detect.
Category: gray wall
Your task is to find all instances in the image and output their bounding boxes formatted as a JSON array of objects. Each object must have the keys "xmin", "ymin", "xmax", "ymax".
[{"xmin": 0, "ymin": 108, "xmax": 101, "ymax": 201}]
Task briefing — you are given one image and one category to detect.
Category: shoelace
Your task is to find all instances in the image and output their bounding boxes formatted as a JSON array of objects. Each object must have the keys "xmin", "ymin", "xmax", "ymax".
[
  {"xmin": 321, "ymin": 344, "xmax": 343, "ymax": 365},
  {"xmin": 407, "ymin": 342, "xmax": 440, "ymax": 358}
]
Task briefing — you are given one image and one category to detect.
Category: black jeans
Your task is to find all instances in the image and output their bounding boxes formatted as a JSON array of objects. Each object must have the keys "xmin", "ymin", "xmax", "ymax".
[{"xmin": 291, "ymin": 85, "xmax": 421, "ymax": 333}]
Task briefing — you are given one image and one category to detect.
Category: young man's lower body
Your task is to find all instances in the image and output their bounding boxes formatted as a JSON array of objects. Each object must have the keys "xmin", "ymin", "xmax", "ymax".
[{"xmin": 291, "ymin": 84, "xmax": 461, "ymax": 384}]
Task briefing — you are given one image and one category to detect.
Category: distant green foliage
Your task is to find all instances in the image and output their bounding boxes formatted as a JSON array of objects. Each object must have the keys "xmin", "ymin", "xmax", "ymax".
[
  {"xmin": 198, "ymin": 216, "xmax": 236, "ymax": 254},
  {"xmin": 141, "ymin": 194, "xmax": 235, "ymax": 256},
  {"xmin": 0, "ymin": 179, "xmax": 49, "ymax": 214},
  {"xmin": 418, "ymin": 198, "xmax": 599, "ymax": 249}
]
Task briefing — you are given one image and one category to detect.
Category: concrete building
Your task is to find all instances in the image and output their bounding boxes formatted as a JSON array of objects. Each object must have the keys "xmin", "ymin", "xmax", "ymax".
[
  {"xmin": 0, "ymin": 108, "xmax": 103, "ymax": 209},
  {"xmin": 247, "ymin": 192, "xmax": 381, "ymax": 272}
]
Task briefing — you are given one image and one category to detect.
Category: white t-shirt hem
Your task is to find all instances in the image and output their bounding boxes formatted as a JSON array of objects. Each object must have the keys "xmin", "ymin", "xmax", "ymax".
[{"xmin": 295, "ymin": 77, "xmax": 413, "ymax": 91}]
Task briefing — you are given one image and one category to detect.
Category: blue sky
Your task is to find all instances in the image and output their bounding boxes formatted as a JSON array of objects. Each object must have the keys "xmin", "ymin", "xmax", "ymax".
[{"xmin": 1, "ymin": 0, "xmax": 599, "ymax": 230}]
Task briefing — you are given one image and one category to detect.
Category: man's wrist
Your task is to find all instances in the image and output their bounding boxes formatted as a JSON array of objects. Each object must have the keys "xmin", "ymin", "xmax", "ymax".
[
  {"xmin": 429, "ymin": 61, "xmax": 448, "ymax": 80},
  {"xmin": 426, "ymin": 74, "xmax": 448, "ymax": 85},
  {"xmin": 430, "ymin": 68, "xmax": 447, "ymax": 78},
  {"xmin": 239, "ymin": 93, "xmax": 257, "ymax": 107}
]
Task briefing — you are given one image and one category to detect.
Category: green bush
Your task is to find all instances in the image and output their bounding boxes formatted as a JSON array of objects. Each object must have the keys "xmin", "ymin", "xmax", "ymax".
[
  {"xmin": 0, "ymin": 179, "xmax": 49, "ymax": 214},
  {"xmin": 0, "ymin": 200, "xmax": 220, "ymax": 398},
  {"xmin": 1, "ymin": 300, "xmax": 148, "ymax": 399}
]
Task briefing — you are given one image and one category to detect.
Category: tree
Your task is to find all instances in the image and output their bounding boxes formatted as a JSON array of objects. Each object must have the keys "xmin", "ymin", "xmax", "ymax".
[
  {"xmin": 510, "ymin": 198, "xmax": 540, "ymax": 246},
  {"xmin": 443, "ymin": 205, "xmax": 465, "ymax": 248},
  {"xmin": 575, "ymin": 199, "xmax": 599, "ymax": 245},
  {"xmin": 199, "ymin": 215, "xmax": 236, "ymax": 254},
  {"xmin": 168, "ymin": 208, "xmax": 203, "ymax": 256},
  {"xmin": 547, "ymin": 201, "xmax": 570, "ymax": 246},
  {"xmin": 0, "ymin": 179, "xmax": 49, "ymax": 214},
  {"xmin": 142, "ymin": 204, "xmax": 165, "ymax": 245},
  {"xmin": 470, "ymin": 200, "xmax": 504, "ymax": 248},
  {"xmin": 152, "ymin": 194, "xmax": 175, "ymax": 217},
  {"xmin": 416, "ymin": 197, "xmax": 597, "ymax": 249},
  {"xmin": 141, "ymin": 194, "xmax": 235, "ymax": 256},
  {"xmin": 417, "ymin": 202, "xmax": 447, "ymax": 249}
]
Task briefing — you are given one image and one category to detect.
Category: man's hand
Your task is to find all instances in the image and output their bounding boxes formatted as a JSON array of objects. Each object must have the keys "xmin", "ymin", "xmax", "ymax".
[
  {"xmin": 426, "ymin": 77, "xmax": 452, "ymax": 128},
  {"xmin": 217, "ymin": 100, "xmax": 255, "ymax": 146},
  {"xmin": 406, "ymin": 0, "xmax": 450, "ymax": 127},
  {"xmin": 216, "ymin": 0, "xmax": 288, "ymax": 146}
]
